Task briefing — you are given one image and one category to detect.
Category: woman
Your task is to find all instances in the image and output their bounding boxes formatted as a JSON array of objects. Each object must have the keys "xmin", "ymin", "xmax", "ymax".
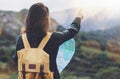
[{"xmin": 13, "ymin": 2, "xmax": 83, "ymax": 79}]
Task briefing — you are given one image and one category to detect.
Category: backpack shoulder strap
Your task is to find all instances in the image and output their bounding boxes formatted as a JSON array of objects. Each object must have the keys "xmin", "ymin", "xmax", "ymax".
[
  {"xmin": 38, "ymin": 32, "xmax": 52, "ymax": 49},
  {"xmin": 22, "ymin": 33, "xmax": 31, "ymax": 48}
]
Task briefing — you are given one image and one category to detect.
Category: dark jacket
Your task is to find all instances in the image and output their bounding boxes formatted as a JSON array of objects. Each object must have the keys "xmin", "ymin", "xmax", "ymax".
[{"xmin": 13, "ymin": 17, "xmax": 81, "ymax": 79}]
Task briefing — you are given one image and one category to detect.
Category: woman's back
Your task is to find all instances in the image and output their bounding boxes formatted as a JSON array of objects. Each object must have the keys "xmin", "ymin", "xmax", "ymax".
[{"xmin": 13, "ymin": 2, "xmax": 82, "ymax": 79}]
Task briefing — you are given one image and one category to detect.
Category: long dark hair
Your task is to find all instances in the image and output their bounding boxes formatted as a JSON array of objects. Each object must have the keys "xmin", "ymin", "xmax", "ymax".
[{"xmin": 25, "ymin": 3, "xmax": 49, "ymax": 35}]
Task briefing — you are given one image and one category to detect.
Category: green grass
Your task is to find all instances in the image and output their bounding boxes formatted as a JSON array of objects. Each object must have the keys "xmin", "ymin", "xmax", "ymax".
[
  {"xmin": 61, "ymin": 71, "xmax": 91, "ymax": 79},
  {"xmin": 0, "ymin": 62, "xmax": 7, "ymax": 70},
  {"xmin": 80, "ymin": 46, "xmax": 101, "ymax": 54},
  {"xmin": 61, "ymin": 76, "xmax": 90, "ymax": 79},
  {"xmin": 80, "ymin": 46, "xmax": 120, "ymax": 63},
  {"xmin": 105, "ymin": 51, "xmax": 120, "ymax": 62},
  {"xmin": 80, "ymin": 46, "xmax": 101, "ymax": 59},
  {"xmin": 0, "ymin": 74, "xmax": 9, "ymax": 79},
  {"xmin": 1, "ymin": 45, "xmax": 120, "ymax": 79},
  {"xmin": 95, "ymin": 66, "xmax": 120, "ymax": 79}
]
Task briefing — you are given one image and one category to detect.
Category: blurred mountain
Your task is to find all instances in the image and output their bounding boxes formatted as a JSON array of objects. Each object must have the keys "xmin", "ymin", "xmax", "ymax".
[
  {"xmin": 0, "ymin": 9, "xmax": 28, "ymax": 41},
  {"xmin": 81, "ymin": 10, "xmax": 120, "ymax": 31},
  {"xmin": 0, "ymin": 9, "xmax": 61, "ymax": 42},
  {"xmin": 1, "ymin": 8, "xmax": 119, "ymax": 41},
  {"xmin": 89, "ymin": 26, "xmax": 120, "ymax": 55},
  {"xmin": 51, "ymin": 8, "xmax": 78, "ymax": 28},
  {"xmin": 51, "ymin": 8, "xmax": 120, "ymax": 77},
  {"xmin": 51, "ymin": 8, "xmax": 120, "ymax": 31},
  {"xmin": 0, "ymin": 9, "xmax": 120, "ymax": 79},
  {"xmin": 84, "ymin": 25, "xmax": 120, "ymax": 42}
]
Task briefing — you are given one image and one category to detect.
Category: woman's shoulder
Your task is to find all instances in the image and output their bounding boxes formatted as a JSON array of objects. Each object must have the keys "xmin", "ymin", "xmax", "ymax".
[
  {"xmin": 17, "ymin": 33, "xmax": 27, "ymax": 42},
  {"xmin": 50, "ymin": 31, "xmax": 63, "ymax": 41},
  {"xmin": 16, "ymin": 34, "xmax": 24, "ymax": 51},
  {"xmin": 17, "ymin": 35, "xmax": 22, "ymax": 41},
  {"xmin": 16, "ymin": 34, "xmax": 23, "ymax": 46},
  {"xmin": 51, "ymin": 31, "xmax": 64, "ymax": 37}
]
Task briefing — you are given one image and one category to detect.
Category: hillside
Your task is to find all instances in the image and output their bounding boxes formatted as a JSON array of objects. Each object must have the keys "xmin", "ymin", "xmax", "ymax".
[
  {"xmin": 61, "ymin": 26, "xmax": 120, "ymax": 79},
  {"xmin": 0, "ymin": 9, "xmax": 120, "ymax": 79},
  {"xmin": 52, "ymin": 8, "xmax": 120, "ymax": 31},
  {"xmin": 80, "ymin": 26, "xmax": 120, "ymax": 53},
  {"xmin": 85, "ymin": 26, "xmax": 120, "ymax": 41},
  {"xmin": 0, "ymin": 9, "xmax": 60, "ymax": 42}
]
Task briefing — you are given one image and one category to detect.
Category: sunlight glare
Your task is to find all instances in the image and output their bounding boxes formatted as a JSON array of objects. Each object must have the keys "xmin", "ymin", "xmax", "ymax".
[{"xmin": 71, "ymin": 0, "xmax": 120, "ymax": 18}]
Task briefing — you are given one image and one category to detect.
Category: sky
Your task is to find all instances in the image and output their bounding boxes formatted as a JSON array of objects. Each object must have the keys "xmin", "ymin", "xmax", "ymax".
[
  {"xmin": 0, "ymin": 0, "xmax": 120, "ymax": 23},
  {"xmin": 0, "ymin": 0, "xmax": 120, "ymax": 12},
  {"xmin": 0, "ymin": 0, "xmax": 120, "ymax": 20},
  {"xmin": 0, "ymin": 0, "xmax": 75, "ymax": 11}
]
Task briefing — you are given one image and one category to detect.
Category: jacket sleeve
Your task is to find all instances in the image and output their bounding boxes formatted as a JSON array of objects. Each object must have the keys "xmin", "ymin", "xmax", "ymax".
[{"xmin": 55, "ymin": 17, "xmax": 81, "ymax": 45}]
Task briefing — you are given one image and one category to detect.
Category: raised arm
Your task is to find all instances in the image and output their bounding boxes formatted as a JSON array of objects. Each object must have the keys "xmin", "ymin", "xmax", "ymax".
[{"xmin": 55, "ymin": 17, "xmax": 83, "ymax": 45}]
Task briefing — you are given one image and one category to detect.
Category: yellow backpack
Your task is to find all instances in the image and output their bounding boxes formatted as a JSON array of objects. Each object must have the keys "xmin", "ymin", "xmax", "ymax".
[{"xmin": 17, "ymin": 32, "xmax": 54, "ymax": 79}]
